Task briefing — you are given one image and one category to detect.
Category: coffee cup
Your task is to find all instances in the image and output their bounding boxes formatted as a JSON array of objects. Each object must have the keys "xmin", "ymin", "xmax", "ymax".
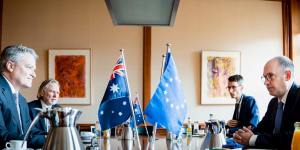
[{"xmin": 5, "ymin": 140, "xmax": 27, "ymax": 150}]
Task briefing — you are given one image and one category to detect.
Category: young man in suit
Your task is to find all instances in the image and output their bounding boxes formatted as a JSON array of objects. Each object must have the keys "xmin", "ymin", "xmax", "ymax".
[
  {"xmin": 0, "ymin": 45, "xmax": 45, "ymax": 149},
  {"xmin": 233, "ymin": 56, "xmax": 300, "ymax": 149},
  {"xmin": 28, "ymin": 79, "xmax": 61, "ymax": 135},
  {"xmin": 226, "ymin": 74, "xmax": 259, "ymax": 136}
]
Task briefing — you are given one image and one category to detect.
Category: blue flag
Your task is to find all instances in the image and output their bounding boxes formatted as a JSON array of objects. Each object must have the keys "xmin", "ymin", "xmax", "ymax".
[
  {"xmin": 144, "ymin": 50, "xmax": 187, "ymax": 136},
  {"xmin": 130, "ymin": 96, "xmax": 144, "ymax": 128},
  {"xmin": 98, "ymin": 55, "xmax": 132, "ymax": 131}
]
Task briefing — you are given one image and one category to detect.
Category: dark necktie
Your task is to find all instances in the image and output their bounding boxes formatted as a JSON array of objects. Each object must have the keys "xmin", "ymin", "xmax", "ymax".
[
  {"xmin": 273, "ymin": 101, "xmax": 284, "ymax": 134},
  {"xmin": 233, "ymin": 103, "xmax": 240, "ymax": 120}
]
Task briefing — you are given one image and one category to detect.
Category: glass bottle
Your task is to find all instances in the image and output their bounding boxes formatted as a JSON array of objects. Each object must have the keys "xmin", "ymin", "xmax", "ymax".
[
  {"xmin": 291, "ymin": 122, "xmax": 300, "ymax": 150},
  {"xmin": 95, "ymin": 121, "xmax": 101, "ymax": 139},
  {"xmin": 209, "ymin": 113, "xmax": 214, "ymax": 121},
  {"xmin": 103, "ymin": 129, "xmax": 111, "ymax": 139},
  {"xmin": 187, "ymin": 117, "xmax": 192, "ymax": 137}
]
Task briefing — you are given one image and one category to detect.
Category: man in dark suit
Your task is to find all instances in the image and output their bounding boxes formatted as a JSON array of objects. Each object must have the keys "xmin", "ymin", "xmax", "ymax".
[
  {"xmin": 28, "ymin": 79, "xmax": 61, "ymax": 135},
  {"xmin": 233, "ymin": 56, "xmax": 300, "ymax": 149},
  {"xmin": 226, "ymin": 74, "xmax": 259, "ymax": 136},
  {"xmin": 0, "ymin": 45, "xmax": 45, "ymax": 149}
]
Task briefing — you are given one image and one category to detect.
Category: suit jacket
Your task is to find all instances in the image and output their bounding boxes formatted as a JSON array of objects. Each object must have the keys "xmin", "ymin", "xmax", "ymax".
[
  {"xmin": 228, "ymin": 95, "xmax": 259, "ymax": 135},
  {"xmin": 0, "ymin": 75, "xmax": 45, "ymax": 149},
  {"xmin": 253, "ymin": 83, "xmax": 300, "ymax": 149},
  {"xmin": 233, "ymin": 95, "xmax": 260, "ymax": 128},
  {"xmin": 28, "ymin": 99, "xmax": 60, "ymax": 134}
]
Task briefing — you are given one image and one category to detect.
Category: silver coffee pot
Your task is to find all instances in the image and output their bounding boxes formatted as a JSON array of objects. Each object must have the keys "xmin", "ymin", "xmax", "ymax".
[
  {"xmin": 44, "ymin": 107, "xmax": 84, "ymax": 150},
  {"xmin": 200, "ymin": 119, "xmax": 226, "ymax": 150},
  {"xmin": 24, "ymin": 107, "xmax": 84, "ymax": 150},
  {"xmin": 121, "ymin": 124, "xmax": 134, "ymax": 140}
]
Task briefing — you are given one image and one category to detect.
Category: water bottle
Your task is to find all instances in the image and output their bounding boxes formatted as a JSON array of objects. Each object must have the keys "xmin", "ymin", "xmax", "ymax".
[
  {"xmin": 187, "ymin": 117, "xmax": 192, "ymax": 137},
  {"xmin": 291, "ymin": 122, "xmax": 300, "ymax": 150}
]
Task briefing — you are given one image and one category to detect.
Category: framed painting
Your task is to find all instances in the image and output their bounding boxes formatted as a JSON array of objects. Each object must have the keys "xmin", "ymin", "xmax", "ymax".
[
  {"xmin": 201, "ymin": 51, "xmax": 241, "ymax": 105},
  {"xmin": 48, "ymin": 49, "xmax": 91, "ymax": 105}
]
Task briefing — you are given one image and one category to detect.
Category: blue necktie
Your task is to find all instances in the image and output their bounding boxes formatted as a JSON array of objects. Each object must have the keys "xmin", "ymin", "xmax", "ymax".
[
  {"xmin": 14, "ymin": 93, "xmax": 23, "ymax": 134},
  {"xmin": 273, "ymin": 101, "xmax": 283, "ymax": 134}
]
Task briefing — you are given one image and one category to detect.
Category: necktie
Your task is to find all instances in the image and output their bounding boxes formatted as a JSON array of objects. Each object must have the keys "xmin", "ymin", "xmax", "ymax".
[
  {"xmin": 15, "ymin": 93, "xmax": 24, "ymax": 134},
  {"xmin": 273, "ymin": 101, "xmax": 284, "ymax": 134},
  {"xmin": 233, "ymin": 103, "xmax": 240, "ymax": 120}
]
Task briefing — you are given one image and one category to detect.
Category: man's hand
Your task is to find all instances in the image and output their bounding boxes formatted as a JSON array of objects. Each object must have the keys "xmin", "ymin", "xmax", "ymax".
[
  {"xmin": 233, "ymin": 127, "xmax": 254, "ymax": 146},
  {"xmin": 227, "ymin": 119, "xmax": 239, "ymax": 127}
]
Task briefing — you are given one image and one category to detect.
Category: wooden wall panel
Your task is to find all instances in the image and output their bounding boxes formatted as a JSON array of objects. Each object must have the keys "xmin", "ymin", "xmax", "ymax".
[
  {"xmin": 0, "ymin": 0, "xmax": 3, "ymax": 50},
  {"xmin": 143, "ymin": 27, "xmax": 151, "ymax": 109}
]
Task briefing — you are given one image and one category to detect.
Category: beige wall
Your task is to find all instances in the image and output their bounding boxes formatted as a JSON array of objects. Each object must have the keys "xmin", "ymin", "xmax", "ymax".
[
  {"xmin": 2, "ymin": 0, "xmax": 143, "ymax": 123},
  {"xmin": 2, "ymin": 0, "xmax": 282, "ymax": 123},
  {"xmin": 151, "ymin": 0, "xmax": 282, "ymax": 122}
]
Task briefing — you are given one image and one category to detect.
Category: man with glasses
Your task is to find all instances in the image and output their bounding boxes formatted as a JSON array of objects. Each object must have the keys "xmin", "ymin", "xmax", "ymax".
[
  {"xmin": 233, "ymin": 56, "xmax": 300, "ymax": 149},
  {"xmin": 226, "ymin": 75, "xmax": 259, "ymax": 137}
]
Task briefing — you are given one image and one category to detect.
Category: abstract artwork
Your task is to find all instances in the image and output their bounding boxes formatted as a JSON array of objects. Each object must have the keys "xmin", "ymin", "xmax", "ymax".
[
  {"xmin": 201, "ymin": 51, "xmax": 240, "ymax": 105},
  {"xmin": 49, "ymin": 49, "xmax": 91, "ymax": 105}
]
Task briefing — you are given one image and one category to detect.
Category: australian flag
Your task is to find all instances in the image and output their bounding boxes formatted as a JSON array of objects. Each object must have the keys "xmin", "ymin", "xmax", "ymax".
[
  {"xmin": 98, "ymin": 55, "xmax": 132, "ymax": 131},
  {"xmin": 130, "ymin": 95, "xmax": 144, "ymax": 128},
  {"xmin": 144, "ymin": 49, "xmax": 187, "ymax": 136}
]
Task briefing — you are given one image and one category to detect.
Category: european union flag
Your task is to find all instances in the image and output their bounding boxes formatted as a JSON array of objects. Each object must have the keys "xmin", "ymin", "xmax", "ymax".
[
  {"xmin": 144, "ymin": 50, "xmax": 187, "ymax": 136},
  {"xmin": 130, "ymin": 96, "xmax": 144, "ymax": 128},
  {"xmin": 98, "ymin": 55, "xmax": 132, "ymax": 131}
]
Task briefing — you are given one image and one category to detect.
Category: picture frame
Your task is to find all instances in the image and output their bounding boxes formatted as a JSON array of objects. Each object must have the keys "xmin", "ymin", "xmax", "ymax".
[
  {"xmin": 48, "ymin": 49, "xmax": 91, "ymax": 105},
  {"xmin": 201, "ymin": 51, "xmax": 241, "ymax": 105}
]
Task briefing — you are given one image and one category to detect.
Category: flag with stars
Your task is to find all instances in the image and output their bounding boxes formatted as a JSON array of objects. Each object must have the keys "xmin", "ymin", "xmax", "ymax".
[
  {"xmin": 98, "ymin": 55, "xmax": 131, "ymax": 131},
  {"xmin": 144, "ymin": 50, "xmax": 187, "ymax": 136},
  {"xmin": 130, "ymin": 95, "xmax": 144, "ymax": 128}
]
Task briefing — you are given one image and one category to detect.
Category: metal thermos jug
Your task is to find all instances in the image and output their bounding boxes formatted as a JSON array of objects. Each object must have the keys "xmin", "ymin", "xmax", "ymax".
[
  {"xmin": 200, "ymin": 119, "xmax": 226, "ymax": 150},
  {"xmin": 121, "ymin": 124, "xmax": 134, "ymax": 140},
  {"xmin": 23, "ymin": 107, "xmax": 84, "ymax": 150},
  {"xmin": 43, "ymin": 107, "xmax": 84, "ymax": 150}
]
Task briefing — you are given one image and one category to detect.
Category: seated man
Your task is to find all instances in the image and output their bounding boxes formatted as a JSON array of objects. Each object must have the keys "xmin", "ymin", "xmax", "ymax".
[
  {"xmin": 0, "ymin": 45, "xmax": 45, "ymax": 149},
  {"xmin": 233, "ymin": 56, "xmax": 300, "ymax": 149},
  {"xmin": 226, "ymin": 74, "xmax": 259, "ymax": 136},
  {"xmin": 28, "ymin": 79, "xmax": 61, "ymax": 134}
]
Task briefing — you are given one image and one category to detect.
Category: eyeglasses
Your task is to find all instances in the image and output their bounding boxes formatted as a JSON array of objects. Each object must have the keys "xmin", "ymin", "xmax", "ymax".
[
  {"xmin": 261, "ymin": 73, "xmax": 276, "ymax": 82},
  {"xmin": 227, "ymin": 85, "xmax": 240, "ymax": 90}
]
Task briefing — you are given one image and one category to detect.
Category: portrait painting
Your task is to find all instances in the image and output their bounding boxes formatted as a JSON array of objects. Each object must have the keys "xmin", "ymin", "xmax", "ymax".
[
  {"xmin": 201, "ymin": 51, "xmax": 240, "ymax": 104},
  {"xmin": 48, "ymin": 49, "xmax": 91, "ymax": 105}
]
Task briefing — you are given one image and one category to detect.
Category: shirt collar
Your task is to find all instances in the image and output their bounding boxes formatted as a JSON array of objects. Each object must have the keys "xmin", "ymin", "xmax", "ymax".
[
  {"xmin": 41, "ymin": 100, "xmax": 52, "ymax": 110},
  {"xmin": 278, "ymin": 83, "xmax": 293, "ymax": 104},
  {"xmin": 2, "ymin": 74, "xmax": 17, "ymax": 94},
  {"xmin": 236, "ymin": 94, "xmax": 243, "ymax": 104}
]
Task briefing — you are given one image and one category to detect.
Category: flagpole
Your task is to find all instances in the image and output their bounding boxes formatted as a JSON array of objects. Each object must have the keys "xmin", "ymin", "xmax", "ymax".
[
  {"xmin": 151, "ymin": 43, "xmax": 170, "ymax": 142},
  {"xmin": 120, "ymin": 49, "xmax": 141, "ymax": 150},
  {"xmin": 135, "ymin": 92, "xmax": 150, "ymax": 138}
]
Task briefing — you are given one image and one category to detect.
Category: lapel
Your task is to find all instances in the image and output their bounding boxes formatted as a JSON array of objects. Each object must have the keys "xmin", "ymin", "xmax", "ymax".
[
  {"xmin": 239, "ymin": 95, "xmax": 246, "ymax": 119},
  {"xmin": 18, "ymin": 94, "xmax": 30, "ymax": 132},
  {"xmin": 282, "ymin": 83, "xmax": 299, "ymax": 122},
  {"xmin": 38, "ymin": 101, "xmax": 47, "ymax": 131},
  {"xmin": 0, "ymin": 75, "xmax": 23, "ymax": 133}
]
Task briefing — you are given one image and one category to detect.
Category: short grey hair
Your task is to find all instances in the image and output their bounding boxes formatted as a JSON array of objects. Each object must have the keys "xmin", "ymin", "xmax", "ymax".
[
  {"xmin": 37, "ymin": 79, "xmax": 60, "ymax": 100},
  {"xmin": 273, "ymin": 56, "xmax": 294, "ymax": 76},
  {"xmin": 0, "ymin": 44, "xmax": 38, "ymax": 73}
]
